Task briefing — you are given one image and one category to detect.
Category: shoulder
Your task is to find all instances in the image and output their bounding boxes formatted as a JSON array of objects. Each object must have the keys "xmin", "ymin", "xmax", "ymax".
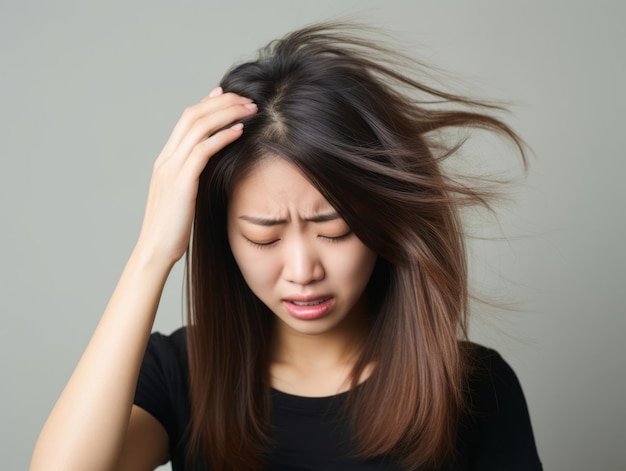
[
  {"xmin": 136, "ymin": 325, "xmax": 189, "ymax": 394},
  {"xmin": 456, "ymin": 342, "xmax": 543, "ymax": 470},
  {"xmin": 464, "ymin": 343, "xmax": 523, "ymax": 408},
  {"xmin": 134, "ymin": 326, "xmax": 191, "ymax": 462},
  {"xmin": 145, "ymin": 326, "xmax": 188, "ymax": 358},
  {"xmin": 137, "ymin": 327, "xmax": 189, "ymax": 385},
  {"xmin": 137, "ymin": 326, "xmax": 190, "ymax": 405}
]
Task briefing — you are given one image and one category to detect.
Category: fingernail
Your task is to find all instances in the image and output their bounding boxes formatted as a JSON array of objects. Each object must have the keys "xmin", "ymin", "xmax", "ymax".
[
  {"xmin": 244, "ymin": 103, "xmax": 257, "ymax": 110},
  {"xmin": 209, "ymin": 86, "xmax": 223, "ymax": 98},
  {"xmin": 231, "ymin": 123, "xmax": 244, "ymax": 131}
]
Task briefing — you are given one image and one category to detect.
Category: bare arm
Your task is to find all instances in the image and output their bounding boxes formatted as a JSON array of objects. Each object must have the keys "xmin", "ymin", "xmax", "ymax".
[{"xmin": 30, "ymin": 88, "xmax": 257, "ymax": 471}]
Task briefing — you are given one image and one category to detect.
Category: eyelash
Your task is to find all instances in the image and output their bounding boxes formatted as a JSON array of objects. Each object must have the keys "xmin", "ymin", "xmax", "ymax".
[
  {"xmin": 320, "ymin": 231, "xmax": 353, "ymax": 243},
  {"xmin": 246, "ymin": 239, "xmax": 279, "ymax": 249},
  {"xmin": 245, "ymin": 232, "xmax": 352, "ymax": 248}
]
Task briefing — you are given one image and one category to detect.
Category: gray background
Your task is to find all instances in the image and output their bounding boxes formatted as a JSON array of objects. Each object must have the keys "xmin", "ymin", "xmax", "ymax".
[{"xmin": 2, "ymin": 1, "xmax": 624, "ymax": 469}]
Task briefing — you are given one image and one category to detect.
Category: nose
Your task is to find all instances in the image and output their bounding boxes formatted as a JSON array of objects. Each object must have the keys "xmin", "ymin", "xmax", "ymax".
[{"xmin": 282, "ymin": 237, "xmax": 325, "ymax": 286}]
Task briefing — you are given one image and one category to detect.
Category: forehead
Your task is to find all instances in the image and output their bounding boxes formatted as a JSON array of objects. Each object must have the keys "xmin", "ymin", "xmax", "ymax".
[{"xmin": 229, "ymin": 156, "xmax": 332, "ymax": 216}]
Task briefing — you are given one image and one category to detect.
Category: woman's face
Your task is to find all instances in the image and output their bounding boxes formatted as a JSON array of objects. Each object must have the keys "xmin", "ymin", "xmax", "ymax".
[{"xmin": 227, "ymin": 156, "xmax": 377, "ymax": 337}]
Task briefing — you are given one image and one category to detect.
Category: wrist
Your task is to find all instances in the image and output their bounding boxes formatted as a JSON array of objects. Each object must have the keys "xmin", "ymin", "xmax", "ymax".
[{"xmin": 129, "ymin": 241, "xmax": 180, "ymax": 278}]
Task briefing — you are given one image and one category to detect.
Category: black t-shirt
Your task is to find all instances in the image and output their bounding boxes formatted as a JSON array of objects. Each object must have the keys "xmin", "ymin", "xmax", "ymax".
[{"xmin": 134, "ymin": 328, "xmax": 542, "ymax": 470}]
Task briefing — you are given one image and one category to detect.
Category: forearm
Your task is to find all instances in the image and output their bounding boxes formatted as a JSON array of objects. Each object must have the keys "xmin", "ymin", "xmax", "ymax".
[
  {"xmin": 30, "ymin": 247, "xmax": 173, "ymax": 471},
  {"xmin": 30, "ymin": 88, "xmax": 257, "ymax": 471}
]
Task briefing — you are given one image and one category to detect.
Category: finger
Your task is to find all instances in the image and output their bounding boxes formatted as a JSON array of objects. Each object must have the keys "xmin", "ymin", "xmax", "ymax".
[
  {"xmin": 208, "ymin": 86, "xmax": 223, "ymax": 99},
  {"xmin": 182, "ymin": 123, "xmax": 245, "ymax": 178},
  {"xmin": 163, "ymin": 93, "xmax": 251, "ymax": 154},
  {"xmin": 160, "ymin": 93, "xmax": 253, "ymax": 158},
  {"xmin": 169, "ymin": 101, "xmax": 257, "ymax": 162},
  {"xmin": 200, "ymin": 86, "xmax": 223, "ymax": 103}
]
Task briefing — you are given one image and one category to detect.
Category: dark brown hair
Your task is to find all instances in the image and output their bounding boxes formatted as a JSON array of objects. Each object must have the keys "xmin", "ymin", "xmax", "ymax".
[{"xmin": 186, "ymin": 23, "xmax": 526, "ymax": 470}]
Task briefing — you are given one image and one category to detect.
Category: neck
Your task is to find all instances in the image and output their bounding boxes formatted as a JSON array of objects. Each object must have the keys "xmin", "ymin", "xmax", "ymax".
[{"xmin": 269, "ymin": 297, "xmax": 372, "ymax": 396}]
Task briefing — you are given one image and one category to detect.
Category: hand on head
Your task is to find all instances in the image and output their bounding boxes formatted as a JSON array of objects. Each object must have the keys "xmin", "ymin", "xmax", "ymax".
[{"xmin": 135, "ymin": 87, "xmax": 257, "ymax": 267}]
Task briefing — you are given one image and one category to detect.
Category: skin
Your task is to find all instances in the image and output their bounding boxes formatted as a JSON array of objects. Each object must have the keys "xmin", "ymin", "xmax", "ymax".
[
  {"xmin": 30, "ymin": 87, "xmax": 376, "ymax": 470},
  {"xmin": 30, "ymin": 87, "xmax": 258, "ymax": 471},
  {"xmin": 227, "ymin": 157, "xmax": 377, "ymax": 396}
]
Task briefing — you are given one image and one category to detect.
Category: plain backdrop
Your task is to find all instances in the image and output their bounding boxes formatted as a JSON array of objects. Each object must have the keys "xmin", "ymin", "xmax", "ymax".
[{"xmin": 1, "ymin": 1, "xmax": 624, "ymax": 470}]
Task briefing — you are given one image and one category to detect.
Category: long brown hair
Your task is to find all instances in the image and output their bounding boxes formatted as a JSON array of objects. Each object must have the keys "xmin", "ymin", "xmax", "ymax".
[{"xmin": 186, "ymin": 23, "xmax": 526, "ymax": 470}]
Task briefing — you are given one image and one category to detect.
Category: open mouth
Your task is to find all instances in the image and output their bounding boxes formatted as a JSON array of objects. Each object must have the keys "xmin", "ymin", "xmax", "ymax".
[
  {"xmin": 289, "ymin": 298, "xmax": 331, "ymax": 307},
  {"xmin": 283, "ymin": 297, "xmax": 335, "ymax": 320}
]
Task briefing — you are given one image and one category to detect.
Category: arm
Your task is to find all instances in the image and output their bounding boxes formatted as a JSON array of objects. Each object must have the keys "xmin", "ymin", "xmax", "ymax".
[{"xmin": 30, "ymin": 88, "xmax": 257, "ymax": 471}]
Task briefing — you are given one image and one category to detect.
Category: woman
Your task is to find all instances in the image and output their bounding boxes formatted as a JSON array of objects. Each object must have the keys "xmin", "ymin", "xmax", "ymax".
[{"xmin": 31, "ymin": 23, "xmax": 542, "ymax": 470}]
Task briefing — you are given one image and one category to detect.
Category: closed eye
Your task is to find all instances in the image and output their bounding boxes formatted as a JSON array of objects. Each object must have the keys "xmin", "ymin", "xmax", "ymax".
[
  {"xmin": 244, "ymin": 237, "xmax": 280, "ymax": 248},
  {"xmin": 319, "ymin": 231, "xmax": 353, "ymax": 243}
]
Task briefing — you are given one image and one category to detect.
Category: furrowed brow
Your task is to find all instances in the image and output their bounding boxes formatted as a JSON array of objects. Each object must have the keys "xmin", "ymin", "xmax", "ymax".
[
  {"xmin": 305, "ymin": 212, "xmax": 341, "ymax": 223},
  {"xmin": 239, "ymin": 215, "xmax": 287, "ymax": 226},
  {"xmin": 238, "ymin": 212, "xmax": 341, "ymax": 226}
]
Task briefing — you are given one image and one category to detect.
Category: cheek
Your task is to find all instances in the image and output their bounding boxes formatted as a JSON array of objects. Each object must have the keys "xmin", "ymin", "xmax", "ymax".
[
  {"xmin": 229, "ymin": 242, "xmax": 280, "ymax": 297},
  {"xmin": 333, "ymin": 244, "xmax": 377, "ymax": 287}
]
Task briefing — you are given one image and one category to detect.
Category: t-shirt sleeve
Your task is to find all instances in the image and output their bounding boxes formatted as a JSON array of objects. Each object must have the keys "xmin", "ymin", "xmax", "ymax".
[
  {"xmin": 134, "ymin": 329, "xmax": 189, "ymax": 453},
  {"xmin": 460, "ymin": 346, "xmax": 542, "ymax": 470}
]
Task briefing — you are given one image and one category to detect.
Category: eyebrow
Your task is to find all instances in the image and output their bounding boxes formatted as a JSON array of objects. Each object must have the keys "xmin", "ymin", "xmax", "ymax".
[{"xmin": 238, "ymin": 212, "xmax": 341, "ymax": 226}]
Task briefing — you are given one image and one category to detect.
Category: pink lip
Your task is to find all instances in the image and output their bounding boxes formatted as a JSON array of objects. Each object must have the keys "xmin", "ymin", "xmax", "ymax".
[{"xmin": 282, "ymin": 296, "xmax": 335, "ymax": 320}]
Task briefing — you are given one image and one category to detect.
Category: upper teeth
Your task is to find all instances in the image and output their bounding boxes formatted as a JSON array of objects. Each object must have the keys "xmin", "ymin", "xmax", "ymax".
[{"xmin": 292, "ymin": 299, "xmax": 327, "ymax": 306}]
